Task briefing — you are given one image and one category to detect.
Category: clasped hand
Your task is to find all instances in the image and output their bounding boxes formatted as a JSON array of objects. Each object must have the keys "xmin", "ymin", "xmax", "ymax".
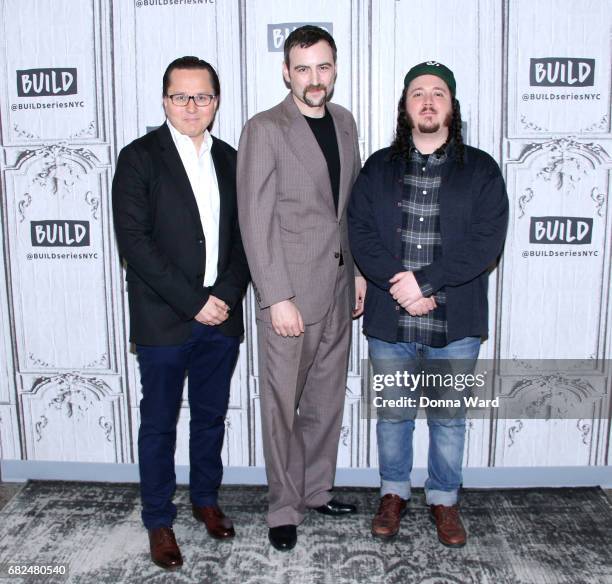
[
  {"xmin": 195, "ymin": 295, "xmax": 230, "ymax": 326},
  {"xmin": 389, "ymin": 271, "xmax": 436, "ymax": 316}
]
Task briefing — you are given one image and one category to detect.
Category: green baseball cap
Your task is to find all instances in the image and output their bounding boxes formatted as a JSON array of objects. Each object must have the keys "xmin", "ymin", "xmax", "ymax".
[{"xmin": 403, "ymin": 61, "xmax": 456, "ymax": 97}]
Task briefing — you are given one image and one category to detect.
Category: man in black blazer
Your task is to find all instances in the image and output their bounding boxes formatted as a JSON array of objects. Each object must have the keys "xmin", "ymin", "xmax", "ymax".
[{"xmin": 112, "ymin": 56, "xmax": 249, "ymax": 570}]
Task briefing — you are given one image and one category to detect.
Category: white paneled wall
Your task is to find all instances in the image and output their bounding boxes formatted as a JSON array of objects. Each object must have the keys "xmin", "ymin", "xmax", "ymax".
[{"xmin": 0, "ymin": 0, "xmax": 610, "ymax": 479}]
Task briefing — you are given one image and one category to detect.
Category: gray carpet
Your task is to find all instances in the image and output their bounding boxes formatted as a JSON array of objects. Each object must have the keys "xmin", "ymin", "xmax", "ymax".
[
  {"xmin": 0, "ymin": 482, "xmax": 610, "ymax": 584},
  {"xmin": 0, "ymin": 483, "xmax": 23, "ymax": 512}
]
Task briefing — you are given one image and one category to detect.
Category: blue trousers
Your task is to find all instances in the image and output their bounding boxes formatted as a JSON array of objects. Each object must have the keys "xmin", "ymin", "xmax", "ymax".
[
  {"xmin": 136, "ymin": 322, "xmax": 239, "ymax": 529},
  {"xmin": 368, "ymin": 335, "xmax": 481, "ymax": 506}
]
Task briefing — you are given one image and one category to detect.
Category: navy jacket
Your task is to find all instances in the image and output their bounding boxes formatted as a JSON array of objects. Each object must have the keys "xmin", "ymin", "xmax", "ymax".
[{"xmin": 348, "ymin": 145, "xmax": 509, "ymax": 343}]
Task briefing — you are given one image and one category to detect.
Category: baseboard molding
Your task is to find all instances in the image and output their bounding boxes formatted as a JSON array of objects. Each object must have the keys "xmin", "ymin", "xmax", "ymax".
[{"xmin": 2, "ymin": 460, "xmax": 611, "ymax": 488}]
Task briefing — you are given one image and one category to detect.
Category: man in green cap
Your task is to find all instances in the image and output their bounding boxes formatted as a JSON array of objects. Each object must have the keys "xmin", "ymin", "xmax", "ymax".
[{"xmin": 348, "ymin": 62, "xmax": 508, "ymax": 546}]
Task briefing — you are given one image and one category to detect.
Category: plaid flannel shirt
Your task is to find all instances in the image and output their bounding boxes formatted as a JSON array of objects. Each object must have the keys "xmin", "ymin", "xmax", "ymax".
[{"xmin": 398, "ymin": 144, "xmax": 449, "ymax": 346}]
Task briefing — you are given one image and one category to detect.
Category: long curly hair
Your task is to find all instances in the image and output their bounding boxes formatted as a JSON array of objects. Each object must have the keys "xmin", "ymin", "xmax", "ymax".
[{"xmin": 390, "ymin": 87, "xmax": 464, "ymax": 165}]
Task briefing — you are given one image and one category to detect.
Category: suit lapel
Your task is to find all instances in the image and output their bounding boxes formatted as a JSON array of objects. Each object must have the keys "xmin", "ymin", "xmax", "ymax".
[
  {"xmin": 156, "ymin": 123, "xmax": 204, "ymax": 237},
  {"xmin": 281, "ymin": 94, "xmax": 336, "ymax": 217},
  {"xmin": 328, "ymin": 104, "xmax": 351, "ymax": 219},
  {"xmin": 211, "ymin": 137, "xmax": 232, "ymax": 268}
]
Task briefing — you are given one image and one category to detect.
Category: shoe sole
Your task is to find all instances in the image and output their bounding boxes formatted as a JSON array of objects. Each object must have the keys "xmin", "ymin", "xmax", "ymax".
[
  {"xmin": 371, "ymin": 530, "xmax": 398, "ymax": 541},
  {"xmin": 268, "ymin": 535, "xmax": 296, "ymax": 552},
  {"xmin": 151, "ymin": 559, "xmax": 183, "ymax": 571},
  {"xmin": 371, "ymin": 506, "xmax": 408, "ymax": 540},
  {"xmin": 316, "ymin": 510, "xmax": 358, "ymax": 518},
  {"xmin": 437, "ymin": 539, "xmax": 466, "ymax": 548}
]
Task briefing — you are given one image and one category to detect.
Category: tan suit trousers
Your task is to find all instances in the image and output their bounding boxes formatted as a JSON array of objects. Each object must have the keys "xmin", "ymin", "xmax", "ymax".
[{"xmin": 257, "ymin": 265, "xmax": 351, "ymax": 527}]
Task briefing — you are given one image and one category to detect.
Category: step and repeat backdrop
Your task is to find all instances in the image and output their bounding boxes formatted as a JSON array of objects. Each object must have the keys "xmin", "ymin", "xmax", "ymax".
[{"xmin": 0, "ymin": 0, "xmax": 610, "ymax": 477}]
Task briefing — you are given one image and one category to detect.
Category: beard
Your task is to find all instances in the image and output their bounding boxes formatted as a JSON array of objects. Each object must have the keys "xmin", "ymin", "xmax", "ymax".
[
  {"xmin": 407, "ymin": 110, "xmax": 452, "ymax": 134},
  {"xmin": 302, "ymin": 84, "xmax": 329, "ymax": 107}
]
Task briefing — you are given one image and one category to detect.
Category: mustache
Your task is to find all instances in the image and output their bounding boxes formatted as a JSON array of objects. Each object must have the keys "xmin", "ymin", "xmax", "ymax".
[
  {"xmin": 305, "ymin": 84, "xmax": 326, "ymax": 92},
  {"xmin": 420, "ymin": 106, "xmax": 437, "ymax": 114}
]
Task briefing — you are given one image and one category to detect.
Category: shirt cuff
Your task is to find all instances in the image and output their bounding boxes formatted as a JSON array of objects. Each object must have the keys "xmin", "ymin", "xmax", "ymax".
[{"xmin": 413, "ymin": 270, "xmax": 434, "ymax": 297}]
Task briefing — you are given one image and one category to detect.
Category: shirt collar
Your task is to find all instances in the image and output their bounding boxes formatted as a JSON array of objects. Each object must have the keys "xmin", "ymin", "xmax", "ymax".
[
  {"xmin": 166, "ymin": 119, "xmax": 213, "ymax": 157},
  {"xmin": 408, "ymin": 135, "xmax": 451, "ymax": 163}
]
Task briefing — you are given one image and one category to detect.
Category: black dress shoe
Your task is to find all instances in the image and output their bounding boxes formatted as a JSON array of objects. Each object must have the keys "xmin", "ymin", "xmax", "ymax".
[
  {"xmin": 268, "ymin": 525, "xmax": 297, "ymax": 551},
  {"xmin": 314, "ymin": 498, "xmax": 357, "ymax": 516}
]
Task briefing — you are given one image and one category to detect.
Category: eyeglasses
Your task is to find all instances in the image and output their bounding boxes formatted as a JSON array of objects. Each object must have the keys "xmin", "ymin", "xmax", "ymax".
[{"xmin": 167, "ymin": 93, "xmax": 216, "ymax": 107}]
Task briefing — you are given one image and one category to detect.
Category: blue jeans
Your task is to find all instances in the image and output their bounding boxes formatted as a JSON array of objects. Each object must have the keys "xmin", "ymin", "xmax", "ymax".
[{"xmin": 368, "ymin": 335, "xmax": 481, "ymax": 506}]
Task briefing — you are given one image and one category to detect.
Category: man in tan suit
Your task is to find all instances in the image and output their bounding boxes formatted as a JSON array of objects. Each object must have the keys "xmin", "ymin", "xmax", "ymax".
[{"xmin": 237, "ymin": 25, "xmax": 365, "ymax": 551}]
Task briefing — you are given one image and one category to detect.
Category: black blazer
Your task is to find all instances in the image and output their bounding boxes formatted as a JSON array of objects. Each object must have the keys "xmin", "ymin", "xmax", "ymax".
[{"xmin": 112, "ymin": 123, "xmax": 250, "ymax": 345}]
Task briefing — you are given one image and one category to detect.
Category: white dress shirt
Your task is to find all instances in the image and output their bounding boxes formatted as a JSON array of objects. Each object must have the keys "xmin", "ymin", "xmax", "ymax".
[{"xmin": 167, "ymin": 120, "xmax": 220, "ymax": 287}]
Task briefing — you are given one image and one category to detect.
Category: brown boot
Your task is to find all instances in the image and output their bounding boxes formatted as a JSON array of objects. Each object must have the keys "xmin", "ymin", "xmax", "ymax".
[
  {"xmin": 148, "ymin": 527, "xmax": 183, "ymax": 569},
  {"xmin": 429, "ymin": 504, "xmax": 467, "ymax": 547},
  {"xmin": 371, "ymin": 494, "xmax": 408, "ymax": 539}
]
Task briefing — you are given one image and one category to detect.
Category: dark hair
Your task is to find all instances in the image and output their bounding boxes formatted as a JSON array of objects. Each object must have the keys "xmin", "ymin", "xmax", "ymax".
[
  {"xmin": 162, "ymin": 56, "xmax": 220, "ymax": 98},
  {"xmin": 283, "ymin": 25, "xmax": 337, "ymax": 67},
  {"xmin": 390, "ymin": 87, "xmax": 464, "ymax": 165}
]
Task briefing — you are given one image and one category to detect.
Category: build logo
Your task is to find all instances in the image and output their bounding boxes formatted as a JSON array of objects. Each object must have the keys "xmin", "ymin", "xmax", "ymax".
[
  {"xmin": 267, "ymin": 23, "xmax": 333, "ymax": 52},
  {"xmin": 529, "ymin": 58, "xmax": 595, "ymax": 87},
  {"xmin": 529, "ymin": 217, "xmax": 592, "ymax": 245},
  {"xmin": 30, "ymin": 221, "xmax": 90, "ymax": 247},
  {"xmin": 17, "ymin": 68, "xmax": 77, "ymax": 97}
]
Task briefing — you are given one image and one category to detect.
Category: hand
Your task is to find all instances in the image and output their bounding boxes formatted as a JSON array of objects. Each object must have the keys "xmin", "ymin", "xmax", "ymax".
[
  {"xmin": 195, "ymin": 295, "xmax": 229, "ymax": 326},
  {"xmin": 353, "ymin": 276, "xmax": 367, "ymax": 318},
  {"xmin": 406, "ymin": 296, "xmax": 437, "ymax": 316},
  {"xmin": 270, "ymin": 299, "xmax": 304, "ymax": 337},
  {"xmin": 389, "ymin": 271, "xmax": 423, "ymax": 309}
]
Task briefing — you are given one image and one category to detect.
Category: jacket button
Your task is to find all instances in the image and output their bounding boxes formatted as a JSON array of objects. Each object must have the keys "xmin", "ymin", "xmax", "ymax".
[
  {"xmin": 197, "ymin": 238, "xmax": 204, "ymax": 244},
  {"xmin": 334, "ymin": 252, "xmax": 340, "ymax": 259},
  {"xmin": 395, "ymin": 306, "xmax": 400, "ymax": 311}
]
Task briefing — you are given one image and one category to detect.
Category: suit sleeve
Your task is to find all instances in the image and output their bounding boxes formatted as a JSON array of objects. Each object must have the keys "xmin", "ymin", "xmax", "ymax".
[
  {"xmin": 210, "ymin": 213, "xmax": 250, "ymax": 311},
  {"xmin": 415, "ymin": 161, "xmax": 509, "ymax": 292},
  {"xmin": 237, "ymin": 119, "xmax": 294, "ymax": 309},
  {"xmin": 112, "ymin": 144, "xmax": 209, "ymax": 320},
  {"xmin": 350, "ymin": 117, "xmax": 364, "ymax": 279},
  {"xmin": 348, "ymin": 156, "xmax": 405, "ymax": 290}
]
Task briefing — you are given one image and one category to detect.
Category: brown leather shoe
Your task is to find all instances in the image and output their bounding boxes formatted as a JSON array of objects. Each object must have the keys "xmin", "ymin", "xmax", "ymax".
[
  {"xmin": 148, "ymin": 527, "xmax": 183, "ymax": 570},
  {"xmin": 371, "ymin": 494, "xmax": 408, "ymax": 539},
  {"xmin": 430, "ymin": 504, "xmax": 467, "ymax": 547},
  {"xmin": 192, "ymin": 504, "xmax": 235, "ymax": 539}
]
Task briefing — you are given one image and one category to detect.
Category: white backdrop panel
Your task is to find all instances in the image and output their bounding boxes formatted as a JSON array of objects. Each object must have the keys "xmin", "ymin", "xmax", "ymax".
[
  {"xmin": 501, "ymin": 143, "xmax": 611, "ymax": 360},
  {"xmin": 4, "ymin": 147, "xmax": 114, "ymax": 371},
  {"xmin": 506, "ymin": 0, "xmax": 611, "ymax": 138},
  {"xmin": 1, "ymin": 0, "xmax": 105, "ymax": 144},
  {"xmin": 0, "ymin": 0, "xmax": 610, "ymax": 476},
  {"xmin": 243, "ymin": 0, "xmax": 354, "ymax": 117}
]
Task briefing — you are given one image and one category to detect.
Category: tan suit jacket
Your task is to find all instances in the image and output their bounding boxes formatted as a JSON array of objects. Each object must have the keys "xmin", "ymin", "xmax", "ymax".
[{"xmin": 237, "ymin": 93, "xmax": 361, "ymax": 325}]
